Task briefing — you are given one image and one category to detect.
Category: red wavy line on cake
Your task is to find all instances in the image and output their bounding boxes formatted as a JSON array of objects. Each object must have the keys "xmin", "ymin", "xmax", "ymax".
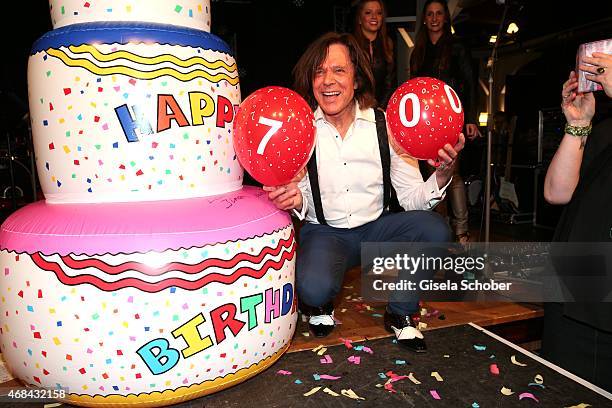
[
  {"xmin": 54, "ymin": 229, "xmax": 295, "ymax": 276},
  {"xmin": 28, "ymin": 237, "xmax": 295, "ymax": 293}
]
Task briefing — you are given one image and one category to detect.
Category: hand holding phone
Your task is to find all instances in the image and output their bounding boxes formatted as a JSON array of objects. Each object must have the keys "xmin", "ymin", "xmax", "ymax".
[{"xmin": 576, "ymin": 38, "xmax": 612, "ymax": 93}]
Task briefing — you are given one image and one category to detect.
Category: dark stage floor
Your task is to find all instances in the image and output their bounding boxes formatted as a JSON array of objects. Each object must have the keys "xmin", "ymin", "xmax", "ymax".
[{"xmin": 180, "ymin": 324, "xmax": 611, "ymax": 407}]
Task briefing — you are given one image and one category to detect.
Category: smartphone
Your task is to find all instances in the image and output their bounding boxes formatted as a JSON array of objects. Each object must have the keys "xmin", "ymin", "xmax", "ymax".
[{"xmin": 576, "ymin": 38, "xmax": 612, "ymax": 93}]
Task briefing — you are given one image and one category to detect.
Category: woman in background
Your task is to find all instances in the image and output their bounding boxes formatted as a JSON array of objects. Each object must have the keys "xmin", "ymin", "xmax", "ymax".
[
  {"xmin": 410, "ymin": 0, "xmax": 479, "ymax": 243},
  {"xmin": 353, "ymin": 0, "xmax": 396, "ymax": 109}
]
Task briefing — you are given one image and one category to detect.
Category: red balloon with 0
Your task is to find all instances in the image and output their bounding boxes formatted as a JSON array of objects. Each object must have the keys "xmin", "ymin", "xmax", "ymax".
[
  {"xmin": 233, "ymin": 86, "xmax": 316, "ymax": 186},
  {"xmin": 386, "ymin": 77, "xmax": 464, "ymax": 161}
]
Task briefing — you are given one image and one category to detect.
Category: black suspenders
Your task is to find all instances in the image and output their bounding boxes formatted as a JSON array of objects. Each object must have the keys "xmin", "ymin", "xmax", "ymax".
[{"xmin": 307, "ymin": 109, "xmax": 396, "ymax": 225}]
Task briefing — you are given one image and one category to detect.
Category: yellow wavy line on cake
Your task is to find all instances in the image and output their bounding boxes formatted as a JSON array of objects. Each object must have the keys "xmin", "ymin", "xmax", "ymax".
[
  {"xmin": 56, "ymin": 342, "xmax": 291, "ymax": 407},
  {"xmin": 68, "ymin": 44, "xmax": 237, "ymax": 72},
  {"xmin": 46, "ymin": 48, "xmax": 240, "ymax": 85}
]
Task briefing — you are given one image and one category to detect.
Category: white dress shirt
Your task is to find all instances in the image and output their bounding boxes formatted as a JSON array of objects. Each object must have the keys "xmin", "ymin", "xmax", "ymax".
[{"xmin": 295, "ymin": 102, "xmax": 449, "ymax": 228}]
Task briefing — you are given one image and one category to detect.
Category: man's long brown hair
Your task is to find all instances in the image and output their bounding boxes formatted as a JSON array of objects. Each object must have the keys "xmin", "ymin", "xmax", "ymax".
[{"xmin": 292, "ymin": 32, "xmax": 376, "ymax": 110}]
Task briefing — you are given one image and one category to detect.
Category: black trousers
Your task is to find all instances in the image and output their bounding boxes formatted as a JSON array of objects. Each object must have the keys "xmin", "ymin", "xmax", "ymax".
[{"xmin": 541, "ymin": 302, "xmax": 612, "ymax": 392}]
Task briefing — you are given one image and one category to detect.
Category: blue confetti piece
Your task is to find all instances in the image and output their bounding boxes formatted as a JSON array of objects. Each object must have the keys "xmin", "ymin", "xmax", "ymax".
[
  {"xmin": 56, "ymin": 321, "xmax": 62, "ymax": 327},
  {"xmin": 528, "ymin": 383, "xmax": 545, "ymax": 388},
  {"xmin": 113, "ymin": 142, "xmax": 119, "ymax": 148},
  {"xmin": 294, "ymin": 379, "xmax": 302, "ymax": 384},
  {"xmin": 395, "ymin": 360, "xmax": 406, "ymax": 365},
  {"xmin": 472, "ymin": 403, "xmax": 480, "ymax": 408},
  {"xmin": 43, "ymin": 120, "xmax": 49, "ymax": 126},
  {"xmin": 372, "ymin": 313, "xmax": 383, "ymax": 317},
  {"xmin": 473, "ymin": 344, "xmax": 486, "ymax": 351},
  {"xmin": 313, "ymin": 374, "xmax": 320, "ymax": 381},
  {"xmin": 378, "ymin": 373, "xmax": 387, "ymax": 379},
  {"xmin": 170, "ymin": 287, "xmax": 176, "ymax": 294}
]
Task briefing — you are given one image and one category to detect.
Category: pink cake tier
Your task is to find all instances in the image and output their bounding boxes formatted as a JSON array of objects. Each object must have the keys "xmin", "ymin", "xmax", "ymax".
[{"xmin": 0, "ymin": 186, "xmax": 297, "ymax": 407}]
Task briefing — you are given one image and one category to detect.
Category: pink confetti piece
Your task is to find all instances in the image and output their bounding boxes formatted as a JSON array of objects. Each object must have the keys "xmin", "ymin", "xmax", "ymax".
[
  {"xmin": 319, "ymin": 375, "xmax": 341, "ymax": 380},
  {"xmin": 518, "ymin": 392, "xmax": 539, "ymax": 402},
  {"xmin": 490, "ymin": 363, "xmax": 500, "ymax": 375},
  {"xmin": 384, "ymin": 382, "xmax": 396, "ymax": 393},
  {"xmin": 347, "ymin": 355, "xmax": 361, "ymax": 365},
  {"xmin": 430, "ymin": 390, "xmax": 441, "ymax": 400},
  {"xmin": 339, "ymin": 338, "xmax": 353, "ymax": 349},
  {"xmin": 362, "ymin": 346, "xmax": 373, "ymax": 354},
  {"xmin": 320, "ymin": 355, "xmax": 333, "ymax": 364},
  {"xmin": 276, "ymin": 370, "xmax": 292, "ymax": 375}
]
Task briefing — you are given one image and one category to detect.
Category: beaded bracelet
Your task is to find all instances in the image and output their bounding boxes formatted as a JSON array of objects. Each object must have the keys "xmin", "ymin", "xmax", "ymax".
[
  {"xmin": 564, "ymin": 122, "xmax": 592, "ymax": 137},
  {"xmin": 565, "ymin": 122, "xmax": 591, "ymax": 149}
]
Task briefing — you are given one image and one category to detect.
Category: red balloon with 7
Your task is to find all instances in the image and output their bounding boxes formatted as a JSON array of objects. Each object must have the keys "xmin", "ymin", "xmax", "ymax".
[{"xmin": 233, "ymin": 86, "xmax": 316, "ymax": 186}]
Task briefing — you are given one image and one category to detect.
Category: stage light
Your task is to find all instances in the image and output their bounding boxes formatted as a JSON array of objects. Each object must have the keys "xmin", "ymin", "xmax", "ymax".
[
  {"xmin": 479, "ymin": 112, "xmax": 489, "ymax": 127},
  {"xmin": 507, "ymin": 22, "xmax": 519, "ymax": 34}
]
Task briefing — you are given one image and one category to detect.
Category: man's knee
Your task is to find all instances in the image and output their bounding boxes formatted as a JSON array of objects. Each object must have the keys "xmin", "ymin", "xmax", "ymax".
[
  {"xmin": 420, "ymin": 211, "xmax": 452, "ymax": 242},
  {"xmin": 296, "ymin": 272, "xmax": 336, "ymax": 307}
]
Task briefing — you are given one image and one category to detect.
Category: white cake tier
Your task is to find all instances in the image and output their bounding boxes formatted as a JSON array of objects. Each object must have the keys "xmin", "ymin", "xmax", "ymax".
[
  {"xmin": 49, "ymin": 0, "xmax": 211, "ymax": 32},
  {"xmin": 29, "ymin": 23, "xmax": 243, "ymax": 203}
]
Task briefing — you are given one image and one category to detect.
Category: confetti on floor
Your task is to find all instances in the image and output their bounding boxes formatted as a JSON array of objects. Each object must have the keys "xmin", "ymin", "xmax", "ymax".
[{"xmin": 511, "ymin": 354, "xmax": 528, "ymax": 366}]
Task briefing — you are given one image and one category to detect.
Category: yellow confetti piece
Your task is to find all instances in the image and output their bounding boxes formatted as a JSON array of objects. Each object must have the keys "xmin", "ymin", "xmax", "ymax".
[
  {"xmin": 534, "ymin": 374, "xmax": 544, "ymax": 384},
  {"xmin": 48, "ymin": 308, "xmax": 56, "ymax": 314},
  {"xmin": 311, "ymin": 345, "xmax": 324, "ymax": 352},
  {"xmin": 418, "ymin": 322, "xmax": 428, "ymax": 330},
  {"xmin": 565, "ymin": 404, "xmax": 591, "ymax": 408},
  {"xmin": 317, "ymin": 347, "xmax": 328, "ymax": 356},
  {"xmin": 81, "ymin": 385, "xmax": 87, "ymax": 390},
  {"xmin": 340, "ymin": 308, "xmax": 347, "ymax": 313},
  {"xmin": 501, "ymin": 386, "xmax": 514, "ymax": 396},
  {"xmin": 443, "ymin": 354, "xmax": 450, "ymax": 358},
  {"xmin": 420, "ymin": 308, "xmax": 428, "ymax": 316},
  {"xmin": 52, "ymin": 337, "xmax": 61, "ymax": 345},
  {"xmin": 431, "ymin": 371, "xmax": 443, "ymax": 382},
  {"xmin": 303, "ymin": 386, "xmax": 321, "ymax": 396},
  {"xmin": 408, "ymin": 373, "xmax": 421, "ymax": 384},
  {"xmin": 341, "ymin": 389, "xmax": 365, "ymax": 400},
  {"xmin": 44, "ymin": 403, "xmax": 64, "ymax": 408},
  {"xmin": 323, "ymin": 388, "xmax": 339, "ymax": 397},
  {"xmin": 302, "ymin": 332, "xmax": 310, "ymax": 337},
  {"xmin": 63, "ymin": 145, "xmax": 70, "ymax": 154},
  {"xmin": 511, "ymin": 355, "xmax": 527, "ymax": 366}
]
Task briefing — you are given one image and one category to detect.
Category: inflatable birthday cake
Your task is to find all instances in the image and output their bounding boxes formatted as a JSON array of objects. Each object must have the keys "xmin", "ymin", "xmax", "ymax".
[{"xmin": 0, "ymin": 1, "xmax": 297, "ymax": 406}]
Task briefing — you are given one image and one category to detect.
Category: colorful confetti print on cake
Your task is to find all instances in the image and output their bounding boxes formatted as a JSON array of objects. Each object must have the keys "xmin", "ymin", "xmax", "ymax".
[
  {"xmin": 49, "ymin": 0, "xmax": 212, "ymax": 32},
  {"xmin": 0, "ymin": 226, "xmax": 296, "ymax": 395},
  {"xmin": 29, "ymin": 41, "xmax": 242, "ymax": 203}
]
